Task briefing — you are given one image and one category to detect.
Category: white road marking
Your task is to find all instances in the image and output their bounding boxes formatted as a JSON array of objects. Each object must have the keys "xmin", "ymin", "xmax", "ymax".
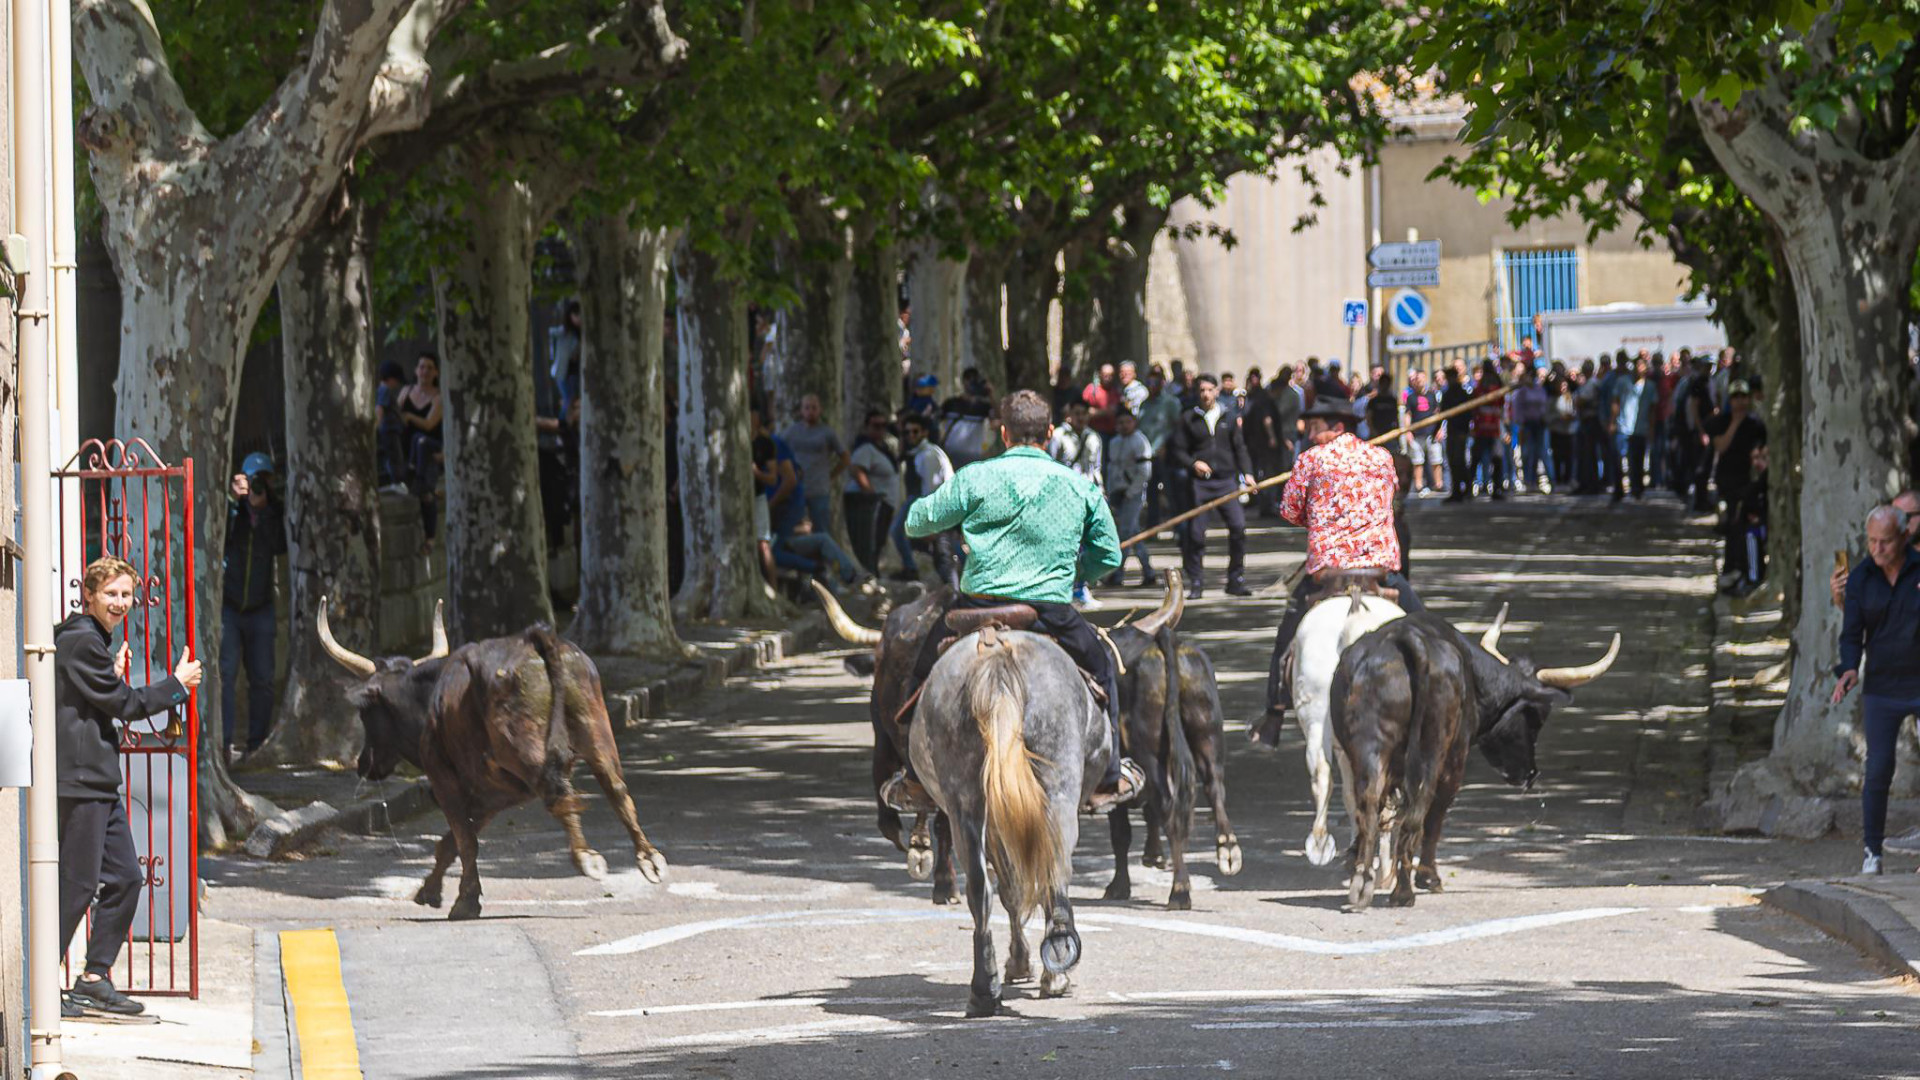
[
  {"xmin": 590, "ymin": 996, "xmax": 940, "ymax": 1019},
  {"xmin": 576, "ymin": 904, "xmax": 1641, "ymax": 958},
  {"xmin": 666, "ymin": 880, "xmax": 848, "ymax": 902},
  {"xmin": 1110, "ymin": 987, "xmax": 1503, "ymax": 1003},
  {"xmin": 1132, "ymin": 1062, "xmax": 1235, "ymax": 1072},
  {"xmin": 1194, "ymin": 1008, "xmax": 1531, "ymax": 1030}
]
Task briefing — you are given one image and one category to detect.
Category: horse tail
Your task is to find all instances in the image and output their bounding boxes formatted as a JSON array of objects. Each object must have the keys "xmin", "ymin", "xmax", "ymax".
[
  {"xmin": 971, "ymin": 638, "xmax": 1062, "ymax": 914},
  {"xmin": 1161, "ymin": 627, "xmax": 1196, "ymax": 844},
  {"xmin": 526, "ymin": 625, "xmax": 578, "ymax": 801}
]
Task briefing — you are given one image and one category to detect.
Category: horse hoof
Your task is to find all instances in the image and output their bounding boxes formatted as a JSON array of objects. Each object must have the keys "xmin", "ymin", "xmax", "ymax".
[
  {"xmin": 1142, "ymin": 850, "xmax": 1168, "ymax": 871},
  {"xmin": 448, "ymin": 896, "xmax": 482, "ymax": 921},
  {"xmin": 906, "ymin": 846, "xmax": 935, "ymax": 882},
  {"xmin": 1305, "ymin": 832, "xmax": 1338, "ymax": 867},
  {"xmin": 637, "ymin": 849, "xmax": 668, "ymax": 884},
  {"xmin": 1102, "ymin": 879, "xmax": 1131, "ymax": 902},
  {"xmin": 1005, "ymin": 957, "xmax": 1033, "ymax": 985},
  {"xmin": 1387, "ymin": 888, "xmax": 1416, "ymax": 908},
  {"xmin": 1040, "ymin": 930, "xmax": 1080, "ymax": 975},
  {"xmin": 414, "ymin": 883, "xmax": 443, "ymax": 908},
  {"xmin": 1039, "ymin": 970, "xmax": 1071, "ymax": 999},
  {"xmin": 1217, "ymin": 839, "xmax": 1244, "ymax": 877},
  {"xmin": 931, "ymin": 883, "xmax": 959, "ymax": 906},
  {"xmin": 1165, "ymin": 889, "xmax": 1192, "ymax": 912},
  {"xmin": 965, "ymin": 993, "xmax": 1000, "ymax": 1019},
  {"xmin": 574, "ymin": 849, "xmax": 609, "ymax": 881},
  {"xmin": 1415, "ymin": 867, "xmax": 1443, "ymax": 893}
]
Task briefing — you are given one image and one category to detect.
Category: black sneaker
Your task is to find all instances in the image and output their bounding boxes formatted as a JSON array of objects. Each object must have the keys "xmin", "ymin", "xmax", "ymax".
[
  {"xmin": 1225, "ymin": 581, "xmax": 1253, "ymax": 597},
  {"xmin": 61, "ymin": 995, "xmax": 83, "ymax": 1019},
  {"xmin": 68, "ymin": 975, "xmax": 144, "ymax": 1016}
]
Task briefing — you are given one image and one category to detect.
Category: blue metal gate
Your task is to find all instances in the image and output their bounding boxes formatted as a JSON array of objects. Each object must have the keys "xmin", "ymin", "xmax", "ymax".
[{"xmin": 1498, "ymin": 248, "xmax": 1580, "ymax": 354}]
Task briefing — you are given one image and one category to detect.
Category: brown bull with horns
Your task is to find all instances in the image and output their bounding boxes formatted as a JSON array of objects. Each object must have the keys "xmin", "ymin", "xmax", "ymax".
[{"xmin": 317, "ymin": 599, "xmax": 666, "ymax": 920}]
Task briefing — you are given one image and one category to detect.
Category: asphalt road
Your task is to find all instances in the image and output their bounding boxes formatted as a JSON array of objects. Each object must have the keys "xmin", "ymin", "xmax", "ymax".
[{"xmin": 212, "ymin": 493, "xmax": 1920, "ymax": 1079}]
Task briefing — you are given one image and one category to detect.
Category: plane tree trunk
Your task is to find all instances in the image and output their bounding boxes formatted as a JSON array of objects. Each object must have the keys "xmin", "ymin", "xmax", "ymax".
[
  {"xmin": 844, "ymin": 238, "xmax": 902, "ymax": 428},
  {"xmin": 1695, "ymin": 78, "xmax": 1920, "ymax": 800},
  {"xmin": 254, "ymin": 191, "xmax": 383, "ymax": 767},
  {"xmin": 673, "ymin": 233, "xmax": 783, "ymax": 622},
  {"xmin": 570, "ymin": 215, "xmax": 689, "ymax": 657},
  {"xmin": 1004, "ymin": 237, "xmax": 1059, "ymax": 394}
]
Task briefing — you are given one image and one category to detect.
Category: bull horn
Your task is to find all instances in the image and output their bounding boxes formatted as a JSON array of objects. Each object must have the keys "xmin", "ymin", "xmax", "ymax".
[
  {"xmin": 1480, "ymin": 603, "xmax": 1510, "ymax": 664},
  {"xmin": 420, "ymin": 600, "xmax": 450, "ymax": 661},
  {"xmin": 1535, "ymin": 633, "xmax": 1621, "ymax": 689},
  {"xmin": 810, "ymin": 580, "xmax": 882, "ymax": 645},
  {"xmin": 316, "ymin": 595, "xmax": 376, "ymax": 678},
  {"xmin": 1131, "ymin": 569, "xmax": 1186, "ymax": 638}
]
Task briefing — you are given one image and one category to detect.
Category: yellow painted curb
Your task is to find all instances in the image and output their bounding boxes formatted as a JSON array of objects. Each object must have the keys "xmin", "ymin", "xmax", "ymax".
[{"xmin": 280, "ymin": 928, "xmax": 362, "ymax": 1079}]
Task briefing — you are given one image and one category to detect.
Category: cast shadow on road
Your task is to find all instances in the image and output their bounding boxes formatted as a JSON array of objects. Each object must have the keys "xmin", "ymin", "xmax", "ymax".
[{"xmin": 381, "ymin": 912, "xmax": 1913, "ymax": 1080}]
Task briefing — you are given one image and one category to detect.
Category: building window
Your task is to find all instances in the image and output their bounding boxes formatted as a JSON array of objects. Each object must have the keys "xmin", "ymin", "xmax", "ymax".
[{"xmin": 1498, "ymin": 247, "xmax": 1580, "ymax": 354}]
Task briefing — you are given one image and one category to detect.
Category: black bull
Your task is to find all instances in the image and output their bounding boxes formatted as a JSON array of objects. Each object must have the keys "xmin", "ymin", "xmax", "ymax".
[
  {"xmin": 818, "ymin": 574, "xmax": 1237, "ymax": 909},
  {"xmin": 1330, "ymin": 609, "xmax": 1619, "ymax": 911},
  {"xmin": 318, "ymin": 601, "xmax": 667, "ymax": 920}
]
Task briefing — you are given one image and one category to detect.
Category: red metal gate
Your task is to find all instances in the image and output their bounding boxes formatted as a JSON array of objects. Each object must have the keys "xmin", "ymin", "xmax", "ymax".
[{"xmin": 55, "ymin": 437, "xmax": 199, "ymax": 998}]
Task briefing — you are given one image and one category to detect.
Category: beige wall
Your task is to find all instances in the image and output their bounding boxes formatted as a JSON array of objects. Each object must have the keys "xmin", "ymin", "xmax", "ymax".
[
  {"xmin": 1375, "ymin": 136, "xmax": 1689, "ymax": 352},
  {"xmin": 1162, "ymin": 152, "xmax": 1371, "ymax": 378}
]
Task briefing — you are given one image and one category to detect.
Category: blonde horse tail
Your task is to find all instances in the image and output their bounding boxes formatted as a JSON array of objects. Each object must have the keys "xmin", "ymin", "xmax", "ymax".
[{"xmin": 972, "ymin": 638, "xmax": 1063, "ymax": 914}]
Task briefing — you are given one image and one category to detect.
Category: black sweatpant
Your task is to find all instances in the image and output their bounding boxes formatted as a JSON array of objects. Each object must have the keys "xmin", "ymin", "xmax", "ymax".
[
  {"xmin": 1182, "ymin": 476, "xmax": 1247, "ymax": 589},
  {"xmin": 59, "ymin": 797, "xmax": 142, "ymax": 978},
  {"xmin": 912, "ymin": 594, "xmax": 1123, "ymax": 787},
  {"xmin": 1446, "ymin": 436, "xmax": 1470, "ymax": 498}
]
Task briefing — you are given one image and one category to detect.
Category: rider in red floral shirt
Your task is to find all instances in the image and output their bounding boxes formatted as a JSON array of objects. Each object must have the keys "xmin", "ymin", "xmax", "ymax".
[{"xmin": 1251, "ymin": 400, "xmax": 1426, "ymax": 748}]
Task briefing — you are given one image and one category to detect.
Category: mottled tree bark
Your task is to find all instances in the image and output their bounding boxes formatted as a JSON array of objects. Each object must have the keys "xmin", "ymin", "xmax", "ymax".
[
  {"xmin": 570, "ymin": 216, "xmax": 689, "ymax": 657},
  {"xmin": 963, "ymin": 249, "xmax": 1010, "ymax": 394},
  {"xmin": 673, "ymin": 235, "xmax": 782, "ymax": 622},
  {"xmin": 1061, "ymin": 201, "xmax": 1165, "ymax": 385},
  {"xmin": 432, "ymin": 160, "xmax": 556, "ymax": 641},
  {"xmin": 906, "ymin": 241, "xmax": 968, "ymax": 392},
  {"xmin": 255, "ymin": 192, "xmax": 383, "ymax": 767},
  {"xmin": 844, "ymin": 240, "xmax": 902, "ymax": 428},
  {"xmin": 1004, "ymin": 238, "xmax": 1059, "ymax": 394},
  {"xmin": 1696, "ymin": 84, "xmax": 1920, "ymax": 794}
]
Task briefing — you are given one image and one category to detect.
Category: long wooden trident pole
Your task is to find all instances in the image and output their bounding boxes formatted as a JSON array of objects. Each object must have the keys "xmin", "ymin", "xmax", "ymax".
[{"xmin": 1121, "ymin": 384, "xmax": 1513, "ymax": 549}]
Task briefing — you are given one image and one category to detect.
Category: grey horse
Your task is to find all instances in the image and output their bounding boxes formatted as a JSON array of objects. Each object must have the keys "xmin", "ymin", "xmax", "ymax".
[{"xmin": 912, "ymin": 625, "xmax": 1110, "ymax": 1017}]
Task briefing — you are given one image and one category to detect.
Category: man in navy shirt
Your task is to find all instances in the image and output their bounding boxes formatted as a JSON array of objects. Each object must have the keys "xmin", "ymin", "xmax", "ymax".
[{"xmin": 1833, "ymin": 504, "xmax": 1920, "ymax": 874}]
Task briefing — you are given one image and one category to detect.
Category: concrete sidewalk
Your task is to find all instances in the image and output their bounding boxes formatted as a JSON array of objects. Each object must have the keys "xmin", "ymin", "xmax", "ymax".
[{"xmin": 61, "ymin": 918, "xmax": 256, "ymax": 1078}]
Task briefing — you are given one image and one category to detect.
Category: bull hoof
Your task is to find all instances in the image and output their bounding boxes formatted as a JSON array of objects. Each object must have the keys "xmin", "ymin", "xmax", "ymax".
[
  {"xmin": 1142, "ymin": 847, "xmax": 1168, "ymax": 870},
  {"xmin": 573, "ymin": 849, "xmax": 609, "ymax": 881},
  {"xmin": 931, "ymin": 882, "xmax": 959, "ymax": 906},
  {"xmin": 1305, "ymin": 831, "xmax": 1339, "ymax": 867},
  {"xmin": 448, "ymin": 895, "xmax": 482, "ymax": 921},
  {"xmin": 636, "ymin": 849, "xmax": 668, "ymax": 884},
  {"xmin": 414, "ymin": 883, "xmax": 443, "ymax": 909},
  {"xmin": 1039, "ymin": 970, "xmax": 1072, "ymax": 999},
  {"xmin": 1005, "ymin": 954, "xmax": 1032, "ymax": 985},
  {"xmin": 1040, "ymin": 930, "xmax": 1080, "ymax": 975},
  {"xmin": 1217, "ymin": 839, "xmax": 1244, "ymax": 877},
  {"xmin": 1415, "ymin": 866, "xmax": 1444, "ymax": 893},
  {"xmin": 966, "ymin": 992, "xmax": 1001, "ymax": 1019},
  {"xmin": 1165, "ymin": 887, "xmax": 1192, "ymax": 912},
  {"xmin": 906, "ymin": 845, "xmax": 935, "ymax": 882},
  {"xmin": 1103, "ymin": 878, "xmax": 1131, "ymax": 901},
  {"xmin": 1387, "ymin": 887, "xmax": 1416, "ymax": 908}
]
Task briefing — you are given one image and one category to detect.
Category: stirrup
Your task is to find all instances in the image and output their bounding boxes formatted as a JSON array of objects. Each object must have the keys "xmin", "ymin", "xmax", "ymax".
[
  {"xmin": 880, "ymin": 769, "xmax": 937, "ymax": 814},
  {"xmin": 1084, "ymin": 759, "xmax": 1146, "ymax": 815}
]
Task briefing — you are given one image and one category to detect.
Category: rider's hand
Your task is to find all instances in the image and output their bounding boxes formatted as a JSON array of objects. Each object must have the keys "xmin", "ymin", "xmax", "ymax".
[
  {"xmin": 1192, "ymin": 460, "xmax": 1213, "ymax": 478},
  {"xmin": 1832, "ymin": 670, "xmax": 1859, "ymax": 704},
  {"xmin": 173, "ymin": 648, "xmax": 203, "ymax": 690}
]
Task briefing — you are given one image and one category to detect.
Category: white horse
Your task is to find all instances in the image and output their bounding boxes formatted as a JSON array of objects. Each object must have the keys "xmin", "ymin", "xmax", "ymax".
[{"xmin": 1289, "ymin": 592, "xmax": 1405, "ymax": 865}]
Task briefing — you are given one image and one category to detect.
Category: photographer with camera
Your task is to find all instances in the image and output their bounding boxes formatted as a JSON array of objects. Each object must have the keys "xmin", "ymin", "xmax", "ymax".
[{"xmin": 222, "ymin": 451, "xmax": 286, "ymax": 760}]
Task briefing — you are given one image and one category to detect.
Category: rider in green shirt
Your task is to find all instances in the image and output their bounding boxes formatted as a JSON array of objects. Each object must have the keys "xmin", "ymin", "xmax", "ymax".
[{"xmin": 887, "ymin": 389, "xmax": 1142, "ymax": 813}]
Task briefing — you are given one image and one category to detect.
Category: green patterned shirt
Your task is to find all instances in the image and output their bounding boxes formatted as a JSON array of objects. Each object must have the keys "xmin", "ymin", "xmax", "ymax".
[{"xmin": 905, "ymin": 446, "xmax": 1121, "ymax": 605}]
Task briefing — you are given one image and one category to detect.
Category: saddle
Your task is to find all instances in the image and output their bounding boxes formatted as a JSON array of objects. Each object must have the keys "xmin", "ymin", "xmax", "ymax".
[
  {"xmin": 896, "ymin": 602, "xmax": 1106, "ymax": 725},
  {"xmin": 1303, "ymin": 567, "xmax": 1398, "ymax": 606}
]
